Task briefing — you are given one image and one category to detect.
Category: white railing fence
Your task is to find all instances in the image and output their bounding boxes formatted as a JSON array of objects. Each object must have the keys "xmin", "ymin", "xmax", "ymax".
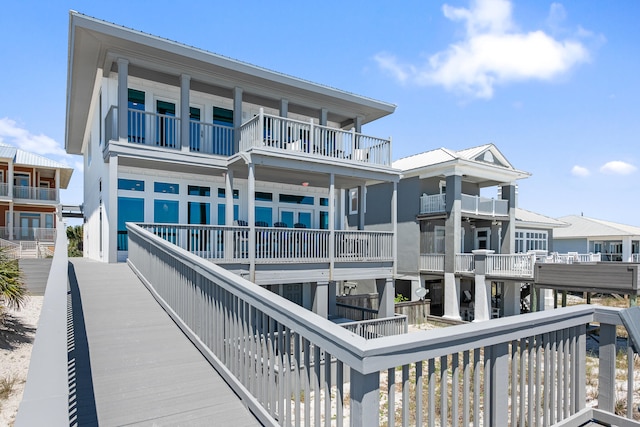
[
  {"xmin": 419, "ymin": 253, "xmax": 445, "ymax": 271},
  {"xmin": 339, "ymin": 315, "xmax": 408, "ymax": 339},
  {"xmin": 0, "ymin": 182, "xmax": 8, "ymax": 197},
  {"xmin": 486, "ymin": 253, "xmax": 536, "ymax": 277},
  {"xmin": 13, "ymin": 186, "xmax": 58, "ymax": 201},
  {"xmin": 633, "ymin": 253, "xmax": 640, "ymax": 263},
  {"xmin": 137, "ymin": 224, "xmax": 392, "ymax": 264},
  {"xmin": 127, "ymin": 223, "xmax": 639, "ymax": 426},
  {"xmin": 334, "ymin": 230, "xmax": 393, "ymax": 261},
  {"xmin": 419, "ymin": 194, "xmax": 446, "ymax": 214},
  {"xmin": 239, "ymin": 110, "xmax": 392, "ymax": 166},
  {"xmin": 461, "ymin": 194, "xmax": 508, "ymax": 216},
  {"xmin": 455, "ymin": 253, "xmax": 475, "ymax": 273},
  {"xmin": 189, "ymin": 121, "xmax": 234, "ymax": 155}
]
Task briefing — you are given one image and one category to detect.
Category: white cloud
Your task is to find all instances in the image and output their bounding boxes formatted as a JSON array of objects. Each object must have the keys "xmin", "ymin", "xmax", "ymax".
[
  {"xmin": 374, "ymin": 0, "xmax": 591, "ymax": 99},
  {"xmin": 599, "ymin": 161, "xmax": 637, "ymax": 175},
  {"xmin": 571, "ymin": 165, "xmax": 590, "ymax": 177},
  {"xmin": 0, "ymin": 117, "xmax": 67, "ymax": 157}
]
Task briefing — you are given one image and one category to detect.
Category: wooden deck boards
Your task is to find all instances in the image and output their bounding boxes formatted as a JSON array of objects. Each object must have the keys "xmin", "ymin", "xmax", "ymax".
[{"xmin": 69, "ymin": 258, "xmax": 261, "ymax": 426}]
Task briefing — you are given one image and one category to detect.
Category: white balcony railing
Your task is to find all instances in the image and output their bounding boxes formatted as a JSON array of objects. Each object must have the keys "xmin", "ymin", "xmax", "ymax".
[
  {"xmin": 239, "ymin": 110, "xmax": 392, "ymax": 166},
  {"xmin": 461, "ymin": 194, "xmax": 508, "ymax": 216},
  {"xmin": 419, "ymin": 253, "xmax": 444, "ymax": 271},
  {"xmin": 0, "ymin": 183, "xmax": 8, "ymax": 197},
  {"xmin": 486, "ymin": 253, "xmax": 536, "ymax": 278},
  {"xmin": 455, "ymin": 253, "xmax": 475, "ymax": 273},
  {"xmin": 419, "ymin": 193, "xmax": 508, "ymax": 216},
  {"xmin": 0, "ymin": 227, "xmax": 57, "ymax": 242},
  {"xmin": 136, "ymin": 224, "xmax": 392, "ymax": 264},
  {"xmin": 633, "ymin": 253, "xmax": 640, "ymax": 262},
  {"xmin": 419, "ymin": 193, "xmax": 446, "ymax": 214},
  {"xmin": 537, "ymin": 252, "xmax": 602, "ymax": 264},
  {"xmin": 13, "ymin": 186, "xmax": 58, "ymax": 201}
]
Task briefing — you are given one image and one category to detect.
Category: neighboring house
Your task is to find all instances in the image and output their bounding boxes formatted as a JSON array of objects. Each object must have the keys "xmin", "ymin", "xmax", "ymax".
[
  {"xmin": 366, "ymin": 143, "xmax": 532, "ymax": 320},
  {"xmin": 514, "ymin": 207, "xmax": 568, "ymax": 254},
  {"xmin": 553, "ymin": 214, "xmax": 640, "ymax": 262},
  {"xmin": 0, "ymin": 142, "xmax": 72, "ymax": 256},
  {"xmin": 65, "ymin": 12, "xmax": 400, "ymax": 318}
]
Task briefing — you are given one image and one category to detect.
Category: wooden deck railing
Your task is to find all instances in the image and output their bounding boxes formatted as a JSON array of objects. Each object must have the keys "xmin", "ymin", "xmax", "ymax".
[{"xmin": 127, "ymin": 223, "xmax": 640, "ymax": 427}]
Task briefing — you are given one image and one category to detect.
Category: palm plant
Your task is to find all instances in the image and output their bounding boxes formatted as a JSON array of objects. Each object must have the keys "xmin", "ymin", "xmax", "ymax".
[
  {"xmin": 0, "ymin": 248, "xmax": 27, "ymax": 312},
  {"xmin": 67, "ymin": 225, "xmax": 83, "ymax": 257}
]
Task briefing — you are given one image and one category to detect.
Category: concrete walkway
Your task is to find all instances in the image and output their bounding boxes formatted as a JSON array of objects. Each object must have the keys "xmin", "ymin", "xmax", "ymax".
[{"xmin": 68, "ymin": 258, "xmax": 261, "ymax": 426}]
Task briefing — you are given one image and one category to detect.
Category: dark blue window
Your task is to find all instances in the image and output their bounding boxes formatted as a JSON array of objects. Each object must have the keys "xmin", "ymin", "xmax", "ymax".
[
  {"xmin": 118, "ymin": 179, "xmax": 144, "ymax": 191},
  {"xmin": 188, "ymin": 185, "xmax": 210, "ymax": 196},
  {"xmin": 154, "ymin": 182, "xmax": 179, "ymax": 194},
  {"xmin": 117, "ymin": 197, "xmax": 144, "ymax": 250},
  {"xmin": 154, "ymin": 200, "xmax": 179, "ymax": 223}
]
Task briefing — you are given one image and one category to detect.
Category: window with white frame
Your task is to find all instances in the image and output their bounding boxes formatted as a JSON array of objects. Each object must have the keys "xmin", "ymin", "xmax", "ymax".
[
  {"xmin": 516, "ymin": 230, "xmax": 548, "ymax": 252},
  {"xmin": 349, "ymin": 188, "xmax": 358, "ymax": 215}
]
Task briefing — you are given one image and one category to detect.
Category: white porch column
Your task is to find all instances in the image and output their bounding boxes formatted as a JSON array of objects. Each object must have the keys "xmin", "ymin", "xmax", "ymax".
[
  {"xmin": 117, "ymin": 58, "xmax": 129, "ymax": 141},
  {"xmin": 502, "ymin": 281, "xmax": 521, "ymax": 317},
  {"xmin": 328, "ymin": 281, "xmax": 337, "ymax": 317},
  {"xmin": 472, "ymin": 249, "xmax": 494, "ymax": 322},
  {"xmin": 320, "ymin": 108, "xmax": 328, "ymax": 126},
  {"xmin": 108, "ymin": 154, "xmax": 119, "ymax": 262},
  {"xmin": 329, "ymin": 173, "xmax": 335, "ymax": 279},
  {"xmin": 180, "ymin": 74, "xmax": 191, "ymax": 151},
  {"xmin": 247, "ymin": 161, "xmax": 256, "ymax": 282},
  {"xmin": 279, "ymin": 99, "xmax": 288, "ymax": 118},
  {"xmin": 443, "ymin": 273, "xmax": 461, "ymax": 320},
  {"xmin": 8, "ymin": 202, "xmax": 13, "ymax": 240},
  {"xmin": 622, "ymin": 236, "xmax": 632, "ymax": 262},
  {"xmin": 376, "ymin": 278, "xmax": 395, "ymax": 318},
  {"xmin": 7, "ymin": 160, "xmax": 13, "ymax": 199},
  {"xmin": 392, "ymin": 181, "xmax": 397, "ymax": 277},
  {"xmin": 354, "ymin": 116, "xmax": 363, "ymax": 133},
  {"xmin": 358, "ymin": 184, "xmax": 365, "ymax": 230},
  {"xmin": 54, "ymin": 169, "xmax": 60, "ymax": 203},
  {"xmin": 225, "ymin": 170, "xmax": 234, "ymax": 225},
  {"xmin": 313, "ymin": 281, "xmax": 329, "ymax": 318},
  {"xmin": 233, "ymin": 87, "xmax": 243, "ymax": 153}
]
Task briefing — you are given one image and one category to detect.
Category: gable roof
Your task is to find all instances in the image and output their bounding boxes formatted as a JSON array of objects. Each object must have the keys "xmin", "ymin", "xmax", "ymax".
[
  {"xmin": 393, "ymin": 143, "xmax": 530, "ymax": 186},
  {"xmin": 0, "ymin": 142, "xmax": 73, "ymax": 188},
  {"xmin": 515, "ymin": 208, "xmax": 569, "ymax": 229},
  {"xmin": 554, "ymin": 215, "xmax": 640, "ymax": 239}
]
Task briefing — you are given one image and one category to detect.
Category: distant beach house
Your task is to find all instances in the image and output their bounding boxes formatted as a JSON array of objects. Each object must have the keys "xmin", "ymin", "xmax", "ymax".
[
  {"xmin": 0, "ymin": 142, "xmax": 72, "ymax": 256},
  {"xmin": 553, "ymin": 214, "xmax": 640, "ymax": 262}
]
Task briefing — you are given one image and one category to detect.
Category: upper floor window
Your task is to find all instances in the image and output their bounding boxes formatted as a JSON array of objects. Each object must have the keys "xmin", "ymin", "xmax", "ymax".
[
  {"xmin": 279, "ymin": 194, "xmax": 314, "ymax": 205},
  {"xmin": 213, "ymin": 107, "xmax": 233, "ymax": 127},
  {"xmin": 118, "ymin": 178, "xmax": 145, "ymax": 191},
  {"xmin": 188, "ymin": 185, "xmax": 210, "ymax": 197},
  {"xmin": 217, "ymin": 188, "xmax": 239, "ymax": 199},
  {"xmin": 255, "ymin": 192, "xmax": 273, "ymax": 202},
  {"xmin": 154, "ymin": 182, "xmax": 179, "ymax": 194}
]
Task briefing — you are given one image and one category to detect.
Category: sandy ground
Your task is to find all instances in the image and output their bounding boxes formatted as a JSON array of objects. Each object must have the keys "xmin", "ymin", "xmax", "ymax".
[{"xmin": 0, "ymin": 296, "xmax": 43, "ymax": 427}]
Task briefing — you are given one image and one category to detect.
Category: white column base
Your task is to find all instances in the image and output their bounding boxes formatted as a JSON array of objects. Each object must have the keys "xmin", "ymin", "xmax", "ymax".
[
  {"xmin": 473, "ymin": 275, "xmax": 491, "ymax": 322},
  {"xmin": 443, "ymin": 273, "xmax": 461, "ymax": 320}
]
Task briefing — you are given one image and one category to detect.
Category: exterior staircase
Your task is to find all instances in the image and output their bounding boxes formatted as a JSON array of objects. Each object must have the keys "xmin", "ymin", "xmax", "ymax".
[{"xmin": 18, "ymin": 258, "xmax": 53, "ymax": 296}]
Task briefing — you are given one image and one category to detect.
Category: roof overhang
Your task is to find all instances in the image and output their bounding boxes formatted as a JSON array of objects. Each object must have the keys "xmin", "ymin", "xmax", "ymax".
[
  {"xmin": 66, "ymin": 12, "xmax": 396, "ymax": 155},
  {"xmin": 412, "ymin": 158, "xmax": 530, "ymax": 187}
]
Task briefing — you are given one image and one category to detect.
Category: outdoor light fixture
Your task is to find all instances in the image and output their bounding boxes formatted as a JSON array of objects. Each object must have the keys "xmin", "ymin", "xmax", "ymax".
[{"xmin": 302, "ymin": 182, "xmax": 309, "ymax": 187}]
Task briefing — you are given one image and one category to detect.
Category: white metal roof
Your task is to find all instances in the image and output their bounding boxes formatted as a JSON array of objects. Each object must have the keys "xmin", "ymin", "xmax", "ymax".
[
  {"xmin": 515, "ymin": 208, "xmax": 569, "ymax": 229},
  {"xmin": 0, "ymin": 142, "xmax": 73, "ymax": 188},
  {"xmin": 392, "ymin": 148, "xmax": 457, "ymax": 171},
  {"xmin": 554, "ymin": 215, "xmax": 640, "ymax": 239}
]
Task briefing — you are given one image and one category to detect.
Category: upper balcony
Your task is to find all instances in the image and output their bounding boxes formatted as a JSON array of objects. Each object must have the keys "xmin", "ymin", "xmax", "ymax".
[
  {"xmin": 0, "ymin": 183, "xmax": 59, "ymax": 203},
  {"xmin": 419, "ymin": 193, "xmax": 508, "ymax": 217},
  {"xmin": 239, "ymin": 111, "xmax": 391, "ymax": 167},
  {"xmin": 104, "ymin": 107, "xmax": 392, "ymax": 168}
]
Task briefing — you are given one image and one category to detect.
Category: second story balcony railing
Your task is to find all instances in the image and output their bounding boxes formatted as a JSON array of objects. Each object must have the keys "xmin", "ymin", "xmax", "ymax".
[
  {"xmin": 419, "ymin": 193, "xmax": 508, "ymax": 216},
  {"xmin": 0, "ymin": 182, "xmax": 8, "ymax": 197},
  {"xmin": 239, "ymin": 110, "xmax": 392, "ymax": 166},
  {"xmin": 13, "ymin": 186, "xmax": 58, "ymax": 201},
  {"xmin": 486, "ymin": 253, "xmax": 536, "ymax": 278},
  {"xmin": 420, "ymin": 253, "xmax": 444, "ymax": 271},
  {"xmin": 106, "ymin": 106, "xmax": 234, "ymax": 156}
]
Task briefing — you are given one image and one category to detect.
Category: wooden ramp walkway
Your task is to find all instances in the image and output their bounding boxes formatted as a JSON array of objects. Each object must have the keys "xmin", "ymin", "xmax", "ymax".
[{"xmin": 68, "ymin": 258, "xmax": 261, "ymax": 426}]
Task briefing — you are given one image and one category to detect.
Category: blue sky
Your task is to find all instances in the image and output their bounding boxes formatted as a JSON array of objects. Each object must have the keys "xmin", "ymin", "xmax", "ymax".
[{"xmin": 1, "ymin": 0, "xmax": 638, "ymax": 226}]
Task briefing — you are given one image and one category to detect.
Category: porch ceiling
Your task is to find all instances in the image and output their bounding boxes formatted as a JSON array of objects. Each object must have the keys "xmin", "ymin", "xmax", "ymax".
[{"xmin": 227, "ymin": 150, "xmax": 401, "ymax": 189}]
